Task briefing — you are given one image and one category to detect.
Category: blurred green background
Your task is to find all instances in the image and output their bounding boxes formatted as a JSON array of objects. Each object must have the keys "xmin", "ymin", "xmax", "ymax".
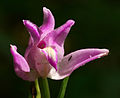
[{"xmin": 0, "ymin": 0, "xmax": 120, "ymax": 98}]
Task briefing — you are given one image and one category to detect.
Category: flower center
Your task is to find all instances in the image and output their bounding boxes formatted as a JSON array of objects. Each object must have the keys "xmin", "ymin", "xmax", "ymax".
[{"xmin": 37, "ymin": 41, "xmax": 46, "ymax": 49}]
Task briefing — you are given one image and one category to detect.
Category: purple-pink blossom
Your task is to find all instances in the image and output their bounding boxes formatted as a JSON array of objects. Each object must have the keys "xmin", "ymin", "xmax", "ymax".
[{"xmin": 10, "ymin": 7, "xmax": 109, "ymax": 81}]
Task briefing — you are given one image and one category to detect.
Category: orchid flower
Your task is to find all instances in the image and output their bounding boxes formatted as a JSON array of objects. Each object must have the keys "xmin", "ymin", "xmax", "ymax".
[{"xmin": 10, "ymin": 7, "xmax": 109, "ymax": 81}]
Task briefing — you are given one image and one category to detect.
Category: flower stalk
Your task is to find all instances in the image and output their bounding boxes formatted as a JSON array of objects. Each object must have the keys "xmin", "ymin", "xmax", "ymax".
[
  {"xmin": 39, "ymin": 78, "xmax": 50, "ymax": 98},
  {"xmin": 35, "ymin": 79, "xmax": 41, "ymax": 98},
  {"xmin": 57, "ymin": 77, "xmax": 69, "ymax": 98}
]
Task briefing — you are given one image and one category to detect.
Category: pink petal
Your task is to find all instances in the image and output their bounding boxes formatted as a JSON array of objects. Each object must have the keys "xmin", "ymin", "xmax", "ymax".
[
  {"xmin": 48, "ymin": 49, "xmax": 109, "ymax": 80},
  {"xmin": 42, "ymin": 47, "xmax": 58, "ymax": 71},
  {"xmin": 42, "ymin": 20, "xmax": 75, "ymax": 62},
  {"xmin": 53, "ymin": 20, "xmax": 75, "ymax": 46},
  {"xmin": 10, "ymin": 45, "xmax": 38, "ymax": 81},
  {"xmin": 23, "ymin": 20, "xmax": 40, "ymax": 44},
  {"xmin": 15, "ymin": 67, "xmax": 38, "ymax": 81},
  {"xmin": 27, "ymin": 47, "xmax": 51, "ymax": 78},
  {"xmin": 10, "ymin": 45, "xmax": 30, "ymax": 72},
  {"xmin": 40, "ymin": 7, "xmax": 55, "ymax": 39},
  {"xmin": 24, "ymin": 37, "xmax": 34, "ymax": 59}
]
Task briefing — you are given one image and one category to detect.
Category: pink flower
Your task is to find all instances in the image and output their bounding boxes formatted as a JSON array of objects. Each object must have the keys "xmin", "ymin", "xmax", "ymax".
[{"xmin": 10, "ymin": 7, "xmax": 109, "ymax": 81}]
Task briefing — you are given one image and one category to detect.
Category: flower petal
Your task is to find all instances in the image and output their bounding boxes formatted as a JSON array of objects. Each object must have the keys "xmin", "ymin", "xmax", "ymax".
[
  {"xmin": 10, "ymin": 45, "xmax": 38, "ymax": 81},
  {"xmin": 14, "ymin": 67, "xmax": 38, "ymax": 81},
  {"xmin": 10, "ymin": 45, "xmax": 30, "ymax": 72},
  {"xmin": 53, "ymin": 20, "xmax": 75, "ymax": 46},
  {"xmin": 48, "ymin": 49, "xmax": 109, "ymax": 80},
  {"xmin": 24, "ymin": 37, "xmax": 34, "ymax": 59},
  {"xmin": 27, "ymin": 47, "xmax": 51, "ymax": 78},
  {"xmin": 42, "ymin": 20, "xmax": 75, "ymax": 62},
  {"xmin": 40, "ymin": 7, "xmax": 55, "ymax": 39},
  {"xmin": 42, "ymin": 47, "xmax": 58, "ymax": 71},
  {"xmin": 23, "ymin": 20, "xmax": 40, "ymax": 44}
]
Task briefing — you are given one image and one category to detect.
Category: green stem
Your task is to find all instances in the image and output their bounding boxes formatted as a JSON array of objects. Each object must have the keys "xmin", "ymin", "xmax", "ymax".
[
  {"xmin": 57, "ymin": 77, "xmax": 69, "ymax": 98},
  {"xmin": 35, "ymin": 79, "xmax": 41, "ymax": 98},
  {"xmin": 39, "ymin": 78, "xmax": 50, "ymax": 98}
]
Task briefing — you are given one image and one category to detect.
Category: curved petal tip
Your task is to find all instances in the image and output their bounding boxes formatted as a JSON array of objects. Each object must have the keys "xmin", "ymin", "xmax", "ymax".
[
  {"xmin": 97, "ymin": 49, "xmax": 109, "ymax": 58},
  {"xmin": 43, "ymin": 7, "xmax": 50, "ymax": 14},
  {"xmin": 10, "ymin": 44, "xmax": 30, "ymax": 72},
  {"xmin": 23, "ymin": 20, "xmax": 40, "ymax": 43},
  {"xmin": 10, "ymin": 44, "xmax": 17, "ymax": 51},
  {"xmin": 67, "ymin": 20, "xmax": 75, "ymax": 27},
  {"xmin": 40, "ymin": 7, "xmax": 55, "ymax": 38},
  {"xmin": 23, "ymin": 20, "xmax": 26, "ymax": 25}
]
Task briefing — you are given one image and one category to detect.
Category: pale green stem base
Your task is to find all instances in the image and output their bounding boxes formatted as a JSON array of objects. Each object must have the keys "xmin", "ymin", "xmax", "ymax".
[
  {"xmin": 39, "ymin": 78, "xmax": 50, "ymax": 98},
  {"xmin": 57, "ymin": 77, "xmax": 69, "ymax": 98},
  {"xmin": 35, "ymin": 79, "xmax": 41, "ymax": 98}
]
